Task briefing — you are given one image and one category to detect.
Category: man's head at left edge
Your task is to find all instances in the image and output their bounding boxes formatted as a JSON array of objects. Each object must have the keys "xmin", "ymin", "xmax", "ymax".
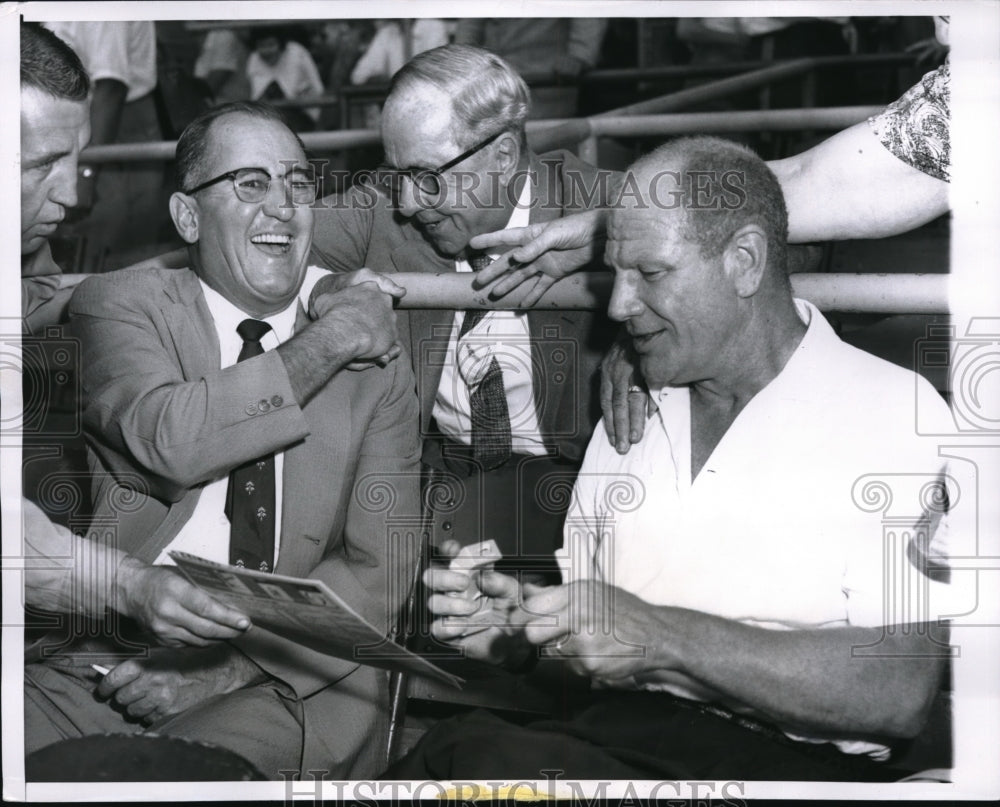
[
  {"xmin": 21, "ymin": 21, "xmax": 91, "ymax": 256},
  {"xmin": 169, "ymin": 102, "xmax": 316, "ymax": 318}
]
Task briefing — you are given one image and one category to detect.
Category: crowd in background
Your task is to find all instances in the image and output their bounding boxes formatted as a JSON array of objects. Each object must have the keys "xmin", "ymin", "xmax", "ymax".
[{"xmin": 43, "ymin": 16, "xmax": 946, "ymax": 277}]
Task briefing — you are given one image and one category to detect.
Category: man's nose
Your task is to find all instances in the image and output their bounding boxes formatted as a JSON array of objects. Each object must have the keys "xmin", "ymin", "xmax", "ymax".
[
  {"xmin": 261, "ymin": 178, "xmax": 295, "ymax": 221},
  {"xmin": 50, "ymin": 158, "xmax": 79, "ymax": 210},
  {"xmin": 394, "ymin": 176, "xmax": 424, "ymax": 218},
  {"xmin": 607, "ymin": 272, "xmax": 643, "ymax": 323}
]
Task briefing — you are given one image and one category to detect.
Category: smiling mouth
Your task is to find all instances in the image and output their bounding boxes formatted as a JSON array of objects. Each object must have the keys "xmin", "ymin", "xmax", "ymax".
[{"xmin": 250, "ymin": 233, "xmax": 292, "ymax": 254}]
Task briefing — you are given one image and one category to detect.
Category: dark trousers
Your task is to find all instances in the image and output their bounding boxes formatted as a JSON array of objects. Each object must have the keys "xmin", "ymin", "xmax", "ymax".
[
  {"xmin": 383, "ymin": 691, "xmax": 906, "ymax": 782},
  {"xmin": 421, "ymin": 428, "xmax": 576, "ymax": 575}
]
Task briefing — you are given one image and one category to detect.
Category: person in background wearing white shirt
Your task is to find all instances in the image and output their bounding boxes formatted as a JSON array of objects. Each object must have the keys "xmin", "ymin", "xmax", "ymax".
[
  {"xmin": 20, "ymin": 20, "xmax": 251, "ymax": 647},
  {"xmin": 246, "ymin": 26, "xmax": 324, "ymax": 129},
  {"xmin": 43, "ymin": 21, "xmax": 165, "ymax": 272}
]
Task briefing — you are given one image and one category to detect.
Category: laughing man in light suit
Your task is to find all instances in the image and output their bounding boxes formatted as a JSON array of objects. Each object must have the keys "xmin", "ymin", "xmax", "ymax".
[{"xmin": 25, "ymin": 102, "xmax": 421, "ymax": 780}]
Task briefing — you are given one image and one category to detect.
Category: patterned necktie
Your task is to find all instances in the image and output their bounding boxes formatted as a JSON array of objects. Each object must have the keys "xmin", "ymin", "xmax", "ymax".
[
  {"xmin": 461, "ymin": 253, "xmax": 512, "ymax": 470},
  {"xmin": 225, "ymin": 319, "xmax": 276, "ymax": 573}
]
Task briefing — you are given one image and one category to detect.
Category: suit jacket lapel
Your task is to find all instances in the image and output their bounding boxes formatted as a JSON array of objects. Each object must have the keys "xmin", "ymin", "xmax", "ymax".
[
  {"xmin": 162, "ymin": 268, "xmax": 223, "ymax": 380},
  {"xmin": 129, "ymin": 269, "xmax": 221, "ymax": 561}
]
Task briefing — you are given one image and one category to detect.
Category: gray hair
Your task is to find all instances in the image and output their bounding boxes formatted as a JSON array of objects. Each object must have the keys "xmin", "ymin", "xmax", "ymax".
[{"xmin": 388, "ymin": 44, "xmax": 530, "ymax": 149}]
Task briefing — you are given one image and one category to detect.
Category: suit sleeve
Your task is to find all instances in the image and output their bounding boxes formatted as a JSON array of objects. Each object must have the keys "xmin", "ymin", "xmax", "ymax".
[
  {"xmin": 69, "ymin": 274, "xmax": 310, "ymax": 502},
  {"xmin": 236, "ymin": 358, "xmax": 422, "ymax": 698},
  {"xmin": 308, "ymin": 186, "xmax": 383, "ymax": 274}
]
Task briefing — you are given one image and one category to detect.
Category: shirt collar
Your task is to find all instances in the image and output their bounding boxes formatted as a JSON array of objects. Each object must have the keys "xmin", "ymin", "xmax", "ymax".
[
  {"xmin": 198, "ymin": 279, "xmax": 300, "ymax": 344},
  {"xmin": 645, "ymin": 297, "xmax": 820, "ymax": 417}
]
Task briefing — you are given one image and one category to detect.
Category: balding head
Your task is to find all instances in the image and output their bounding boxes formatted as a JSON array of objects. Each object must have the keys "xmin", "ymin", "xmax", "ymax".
[
  {"xmin": 624, "ymin": 137, "xmax": 789, "ymax": 282},
  {"xmin": 606, "ymin": 137, "xmax": 802, "ymax": 391},
  {"xmin": 385, "ymin": 44, "xmax": 530, "ymax": 151}
]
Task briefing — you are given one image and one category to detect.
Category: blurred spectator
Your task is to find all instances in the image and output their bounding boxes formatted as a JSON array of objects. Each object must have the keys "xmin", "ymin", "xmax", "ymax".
[
  {"xmin": 44, "ymin": 21, "xmax": 166, "ymax": 273},
  {"xmin": 349, "ymin": 20, "xmax": 448, "ymax": 129},
  {"xmin": 246, "ymin": 26, "xmax": 324, "ymax": 129},
  {"xmin": 349, "ymin": 19, "xmax": 406, "ymax": 85},
  {"xmin": 454, "ymin": 18, "xmax": 608, "ymax": 118},
  {"xmin": 677, "ymin": 17, "xmax": 850, "ymax": 63},
  {"xmin": 194, "ymin": 27, "xmax": 251, "ymax": 103},
  {"xmin": 409, "ymin": 18, "xmax": 450, "ymax": 56}
]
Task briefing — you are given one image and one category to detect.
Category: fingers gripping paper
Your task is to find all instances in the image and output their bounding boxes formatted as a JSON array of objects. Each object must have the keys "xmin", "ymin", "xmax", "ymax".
[{"xmin": 169, "ymin": 551, "xmax": 462, "ymax": 688}]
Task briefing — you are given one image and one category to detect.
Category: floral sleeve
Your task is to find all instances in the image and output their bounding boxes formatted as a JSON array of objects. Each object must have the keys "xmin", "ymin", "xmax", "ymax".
[{"xmin": 868, "ymin": 62, "xmax": 950, "ymax": 182}]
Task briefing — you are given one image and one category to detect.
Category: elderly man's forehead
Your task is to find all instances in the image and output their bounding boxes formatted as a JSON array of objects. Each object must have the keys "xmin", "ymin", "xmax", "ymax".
[{"xmin": 383, "ymin": 85, "xmax": 461, "ymax": 148}]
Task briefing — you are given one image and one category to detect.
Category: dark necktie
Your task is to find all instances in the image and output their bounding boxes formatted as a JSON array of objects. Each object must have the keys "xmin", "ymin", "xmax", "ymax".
[
  {"xmin": 225, "ymin": 319, "xmax": 276, "ymax": 572},
  {"xmin": 461, "ymin": 253, "xmax": 512, "ymax": 470}
]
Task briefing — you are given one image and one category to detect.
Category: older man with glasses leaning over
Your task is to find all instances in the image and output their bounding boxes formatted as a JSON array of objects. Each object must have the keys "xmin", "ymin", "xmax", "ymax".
[{"xmin": 308, "ymin": 44, "xmax": 618, "ymax": 586}]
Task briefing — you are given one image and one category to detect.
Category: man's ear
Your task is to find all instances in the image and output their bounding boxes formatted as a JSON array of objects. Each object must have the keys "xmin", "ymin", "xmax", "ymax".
[
  {"xmin": 724, "ymin": 224, "xmax": 767, "ymax": 298},
  {"xmin": 493, "ymin": 132, "xmax": 521, "ymax": 185},
  {"xmin": 169, "ymin": 192, "xmax": 200, "ymax": 245}
]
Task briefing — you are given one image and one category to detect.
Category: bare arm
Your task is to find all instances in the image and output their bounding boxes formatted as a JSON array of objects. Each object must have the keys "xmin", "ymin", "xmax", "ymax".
[
  {"xmin": 23, "ymin": 498, "xmax": 249, "ymax": 646},
  {"xmin": 521, "ymin": 582, "xmax": 946, "ymax": 739},
  {"xmin": 468, "ymin": 208, "xmax": 609, "ymax": 305},
  {"xmin": 769, "ymin": 120, "xmax": 949, "ymax": 243}
]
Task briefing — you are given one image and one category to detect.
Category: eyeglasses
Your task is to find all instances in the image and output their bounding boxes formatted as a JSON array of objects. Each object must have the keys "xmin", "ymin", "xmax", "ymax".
[
  {"xmin": 184, "ymin": 166, "xmax": 318, "ymax": 205},
  {"xmin": 375, "ymin": 130, "xmax": 504, "ymax": 198}
]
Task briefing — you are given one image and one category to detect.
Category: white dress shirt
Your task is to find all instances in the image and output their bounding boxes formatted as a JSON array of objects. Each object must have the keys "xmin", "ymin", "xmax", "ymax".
[{"xmin": 431, "ymin": 181, "xmax": 546, "ymax": 456}]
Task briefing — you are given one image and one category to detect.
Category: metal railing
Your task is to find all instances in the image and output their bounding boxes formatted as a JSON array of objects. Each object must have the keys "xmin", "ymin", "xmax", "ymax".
[
  {"xmin": 79, "ymin": 104, "xmax": 882, "ymax": 165},
  {"xmin": 81, "ymin": 52, "xmax": 914, "ymax": 163},
  {"xmin": 121, "ymin": 250, "xmax": 947, "ymax": 314},
  {"xmin": 77, "ymin": 50, "xmax": 945, "ymax": 316},
  {"xmin": 273, "ymin": 52, "xmax": 915, "ymax": 127},
  {"xmin": 387, "ymin": 272, "xmax": 947, "ymax": 315}
]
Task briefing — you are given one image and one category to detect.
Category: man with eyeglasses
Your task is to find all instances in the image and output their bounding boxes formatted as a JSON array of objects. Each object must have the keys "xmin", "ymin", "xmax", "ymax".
[
  {"xmin": 309, "ymin": 44, "xmax": 616, "ymax": 580},
  {"xmin": 25, "ymin": 102, "xmax": 421, "ymax": 780}
]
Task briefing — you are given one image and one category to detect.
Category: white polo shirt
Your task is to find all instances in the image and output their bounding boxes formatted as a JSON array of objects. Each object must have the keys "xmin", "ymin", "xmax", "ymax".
[{"xmin": 560, "ymin": 299, "xmax": 964, "ymax": 757}]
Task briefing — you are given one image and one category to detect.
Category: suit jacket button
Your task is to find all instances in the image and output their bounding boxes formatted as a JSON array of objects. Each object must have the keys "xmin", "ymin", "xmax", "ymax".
[
  {"xmin": 258, "ymin": 399, "xmax": 271, "ymax": 413},
  {"xmin": 245, "ymin": 403, "xmax": 258, "ymax": 416},
  {"xmin": 271, "ymin": 395, "xmax": 283, "ymax": 407}
]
